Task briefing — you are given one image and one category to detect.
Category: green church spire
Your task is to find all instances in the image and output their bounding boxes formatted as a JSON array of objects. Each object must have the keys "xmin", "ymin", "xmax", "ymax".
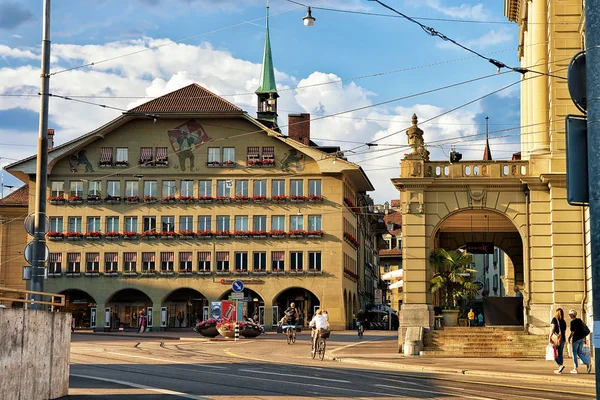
[{"xmin": 256, "ymin": 6, "xmax": 277, "ymax": 95}]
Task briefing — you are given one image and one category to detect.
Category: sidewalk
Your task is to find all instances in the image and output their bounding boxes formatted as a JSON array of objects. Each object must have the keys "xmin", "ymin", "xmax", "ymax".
[
  {"xmin": 329, "ymin": 334, "xmax": 596, "ymax": 387},
  {"xmin": 74, "ymin": 330, "xmax": 596, "ymax": 387}
]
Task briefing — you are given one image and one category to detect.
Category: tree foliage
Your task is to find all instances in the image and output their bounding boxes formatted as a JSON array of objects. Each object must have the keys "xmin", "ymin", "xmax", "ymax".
[{"xmin": 429, "ymin": 248, "xmax": 477, "ymax": 309}]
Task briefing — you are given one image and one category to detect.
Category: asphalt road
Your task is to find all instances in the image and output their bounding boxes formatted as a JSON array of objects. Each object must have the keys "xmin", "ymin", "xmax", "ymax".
[{"xmin": 67, "ymin": 332, "xmax": 595, "ymax": 399}]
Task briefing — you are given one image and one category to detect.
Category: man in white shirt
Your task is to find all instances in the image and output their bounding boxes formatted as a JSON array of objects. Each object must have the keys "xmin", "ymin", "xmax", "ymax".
[{"xmin": 309, "ymin": 309, "xmax": 329, "ymax": 354}]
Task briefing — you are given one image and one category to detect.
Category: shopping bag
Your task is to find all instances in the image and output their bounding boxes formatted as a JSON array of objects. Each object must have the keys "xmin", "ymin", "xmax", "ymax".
[
  {"xmin": 582, "ymin": 345, "xmax": 592, "ymax": 360},
  {"xmin": 546, "ymin": 344, "xmax": 557, "ymax": 361}
]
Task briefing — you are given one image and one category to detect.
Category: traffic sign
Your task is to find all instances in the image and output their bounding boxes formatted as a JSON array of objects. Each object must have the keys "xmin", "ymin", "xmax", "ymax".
[
  {"xmin": 24, "ymin": 242, "xmax": 49, "ymax": 265},
  {"xmin": 231, "ymin": 292, "xmax": 244, "ymax": 300},
  {"xmin": 24, "ymin": 213, "xmax": 50, "ymax": 236},
  {"xmin": 232, "ymin": 280, "xmax": 244, "ymax": 292},
  {"xmin": 374, "ymin": 289, "xmax": 383, "ymax": 305}
]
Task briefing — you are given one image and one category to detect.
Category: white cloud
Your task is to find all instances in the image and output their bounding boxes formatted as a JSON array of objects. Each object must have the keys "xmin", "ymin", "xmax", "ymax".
[
  {"xmin": 404, "ymin": 0, "xmax": 487, "ymax": 20},
  {"xmin": 436, "ymin": 29, "xmax": 513, "ymax": 50},
  {"xmin": 0, "ymin": 45, "xmax": 37, "ymax": 60}
]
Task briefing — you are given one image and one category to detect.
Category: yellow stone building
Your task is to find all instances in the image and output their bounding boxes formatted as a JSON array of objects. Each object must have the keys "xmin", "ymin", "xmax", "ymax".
[
  {"xmin": 5, "ymin": 19, "xmax": 376, "ymax": 331},
  {"xmin": 392, "ymin": 1, "xmax": 590, "ymax": 336},
  {"xmin": 0, "ymin": 186, "xmax": 28, "ymax": 303}
]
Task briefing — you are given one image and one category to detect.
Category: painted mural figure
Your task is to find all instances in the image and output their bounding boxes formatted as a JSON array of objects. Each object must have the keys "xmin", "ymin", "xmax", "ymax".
[
  {"xmin": 69, "ymin": 150, "xmax": 94, "ymax": 173},
  {"xmin": 280, "ymin": 149, "xmax": 304, "ymax": 172},
  {"xmin": 167, "ymin": 120, "xmax": 210, "ymax": 172}
]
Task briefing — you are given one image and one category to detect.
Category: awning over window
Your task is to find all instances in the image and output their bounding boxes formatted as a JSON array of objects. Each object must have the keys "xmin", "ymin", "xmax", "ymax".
[
  {"xmin": 140, "ymin": 147, "xmax": 152, "ymax": 161},
  {"xmin": 100, "ymin": 147, "xmax": 113, "ymax": 163},
  {"xmin": 86, "ymin": 253, "xmax": 100, "ymax": 262},
  {"xmin": 124, "ymin": 252, "xmax": 137, "ymax": 262},
  {"xmin": 272, "ymin": 251, "xmax": 284, "ymax": 262},
  {"xmin": 216, "ymin": 252, "xmax": 229, "ymax": 262},
  {"xmin": 247, "ymin": 147, "xmax": 259, "ymax": 156},
  {"xmin": 156, "ymin": 147, "xmax": 168, "ymax": 161},
  {"xmin": 105, "ymin": 252, "xmax": 118, "ymax": 263},
  {"xmin": 67, "ymin": 253, "xmax": 81, "ymax": 263},
  {"xmin": 382, "ymin": 269, "xmax": 403, "ymax": 280},
  {"xmin": 262, "ymin": 147, "xmax": 274, "ymax": 157},
  {"xmin": 49, "ymin": 253, "xmax": 62, "ymax": 262},
  {"xmin": 180, "ymin": 252, "xmax": 192, "ymax": 262},
  {"xmin": 161, "ymin": 252, "xmax": 174, "ymax": 262},
  {"xmin": 198, "ymin": 252, "xmax": 211, "ymax": 262},
  {"xmin": 142, "ymin": 252, "xmax": 155, "ymax": 262}
]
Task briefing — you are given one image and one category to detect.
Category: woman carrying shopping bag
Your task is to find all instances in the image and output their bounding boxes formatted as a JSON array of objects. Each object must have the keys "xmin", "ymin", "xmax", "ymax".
[{"xmin": 549, "ymin": 308, "xmax": 567, "ymax": 374}]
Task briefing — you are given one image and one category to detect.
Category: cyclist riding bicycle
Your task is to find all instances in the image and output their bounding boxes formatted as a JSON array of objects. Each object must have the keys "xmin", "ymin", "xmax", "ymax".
[
  {"xmin": 356, "ymin": 308, "xmax": 366, "ymax": 337},
  {"xmin": 282, "ymin": 302, "xmax": 299, "ymax": 326},
  {"xmin": 309, "ymin": 309, "xmax": 329, "ymax": 355}
]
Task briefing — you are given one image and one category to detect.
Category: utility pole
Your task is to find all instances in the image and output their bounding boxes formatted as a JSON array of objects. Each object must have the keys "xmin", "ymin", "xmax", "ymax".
[
  {"xmin": 30, "ymin": 0, "xmax": 51, "ymax": 309},
  {"xmin": 585, "ymin": 0, "xmax": 600, "ymax": 396}
]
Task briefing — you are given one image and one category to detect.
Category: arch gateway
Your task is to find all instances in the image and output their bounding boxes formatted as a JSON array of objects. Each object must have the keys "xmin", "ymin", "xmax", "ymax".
[{"xmin": 393, "ymin": 115, "xmax": 589, "ymax": 336}]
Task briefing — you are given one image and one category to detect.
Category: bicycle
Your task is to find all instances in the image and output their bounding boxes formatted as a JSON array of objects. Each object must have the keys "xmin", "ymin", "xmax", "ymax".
[
  {"xmin": 283, "ymin": 325, "xmax": 296, "ymax": 344},
  {"xmin": 311, "ymin": 328, "xmax": 328, "ymax": 361},
  {"xmin": 357, "ymin": 321, "xmax": 364, "ymax": 339}
]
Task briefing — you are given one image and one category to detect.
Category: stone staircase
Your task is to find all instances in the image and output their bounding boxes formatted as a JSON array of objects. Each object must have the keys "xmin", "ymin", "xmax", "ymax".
[{"xmin": 421, "ymin": 327, "xmax": 549, "ymax": 357}]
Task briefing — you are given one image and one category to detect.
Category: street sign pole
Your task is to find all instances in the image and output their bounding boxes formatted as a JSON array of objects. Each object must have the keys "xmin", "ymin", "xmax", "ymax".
[
  {"xmin": 30, "ymin": 0, "xmax": 52, "ymax": 310},
  {"xmin": 585, "ymin": 0, "xmax": 600, "ymax": 396}
]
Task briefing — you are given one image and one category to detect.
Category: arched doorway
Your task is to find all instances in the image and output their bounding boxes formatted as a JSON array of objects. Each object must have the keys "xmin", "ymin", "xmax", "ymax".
[
  {"xmin": 106, "ymin": 289, "xmax": 151, "ymax": 330},
  {"xmin": 432, "ymin": 209, "xmax": 525, "ymax": 325},
  {"xmin": 164, "ymin": 288, "xmax": 207, "ymax": 328},
  {"xmin": 219, "ymin": 288, "xmax": 265, "ymax": 324},
  {"xmin": 60, "ymin": 289, "xmax": 96, "ymax": 330},
  {"xmin": 434, "ymin": 209, "xmax": 524, "ymax": 295},
  {"xmin": 273, "ymin": 287, "xmax": 320, "ymax": 327}
]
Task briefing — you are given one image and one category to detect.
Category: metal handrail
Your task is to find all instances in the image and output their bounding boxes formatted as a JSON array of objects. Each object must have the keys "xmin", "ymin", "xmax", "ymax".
[{"xmin": 0, "ymin": 287, "xmax": 65, "ymax": 311}]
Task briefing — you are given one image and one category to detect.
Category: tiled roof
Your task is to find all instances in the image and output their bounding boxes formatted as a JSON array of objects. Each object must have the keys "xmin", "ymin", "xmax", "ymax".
[
  {"xmin": 128, "ymin": 84, "xmax": 243, "ymax": 114},
  {"xmin": 384, "ymin": 212, "xmax": 402, "ymax": 226},
  {"xmin": 390, "ymin": 200, "xmax": 401, "ymax": 208},
  {"xmin": 0, "ymin": 185, "xmax": 28, "ymax": 207},
  {"xmin": 379, "ymin": 249, "xmax": 403, "ymax": 256}
]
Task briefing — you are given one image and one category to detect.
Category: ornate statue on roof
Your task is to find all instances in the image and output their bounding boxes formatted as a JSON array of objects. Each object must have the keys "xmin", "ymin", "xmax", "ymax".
[{"xmin": 405, "ymin": 114, "xmax": 430, "ymax": 161}]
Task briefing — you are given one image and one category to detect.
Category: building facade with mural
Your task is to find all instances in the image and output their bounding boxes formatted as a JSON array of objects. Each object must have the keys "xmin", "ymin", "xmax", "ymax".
[
  {"xmin": 5, "ymin": 16, "xmax": 375, "ymax": 330},
  {"xmin": 394, "ymin": 0, "xmax": 591, "ymax": 338}
]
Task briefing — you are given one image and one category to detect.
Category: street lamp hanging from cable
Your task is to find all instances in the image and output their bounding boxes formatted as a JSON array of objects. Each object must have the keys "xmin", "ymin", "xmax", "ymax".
[{"xmin": 303, "ymin": 7, "xmax": 315, "ymax": 26}]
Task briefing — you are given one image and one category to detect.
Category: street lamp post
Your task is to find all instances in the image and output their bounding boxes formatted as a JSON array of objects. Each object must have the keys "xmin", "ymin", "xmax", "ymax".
[{"xmin": 30, "ymin": 0, "xmax": 52, "ymax": 309}]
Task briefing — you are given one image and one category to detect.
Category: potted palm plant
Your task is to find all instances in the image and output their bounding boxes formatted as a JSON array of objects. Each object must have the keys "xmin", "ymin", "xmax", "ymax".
[{"xmin": 429, "ymin": 249, "xmax": 477, "ymax": 327}]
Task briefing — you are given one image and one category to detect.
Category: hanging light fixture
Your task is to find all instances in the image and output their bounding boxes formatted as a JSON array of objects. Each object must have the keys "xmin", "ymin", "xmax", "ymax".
[{"xmin": 303, "ymin": 6, "xmax": 316, "ymax": 26}]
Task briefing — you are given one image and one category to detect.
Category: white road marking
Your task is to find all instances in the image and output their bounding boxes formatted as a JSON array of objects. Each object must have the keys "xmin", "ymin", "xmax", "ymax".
[
  {"xmin": 238, "ymin": 368, "xmax": 349, "ymax": 383},
  {"xmin": 105, "ymin": 351, "xmax": 226, "ymax": 369},
  {"xmin": 70, "ymin": 374, "xmax": 211, "ymax": 400},
  {"xmin": 328, "ymin": 338, "xmax": 381, "ymax": 356},
  {"xmin": 375, "ymin": 383, "xmax": 497, "ymax": 400}
]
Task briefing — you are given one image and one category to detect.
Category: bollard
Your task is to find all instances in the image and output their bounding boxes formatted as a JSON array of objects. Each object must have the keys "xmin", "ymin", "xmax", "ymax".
[{"xmin": 234, "ymin": 323, "xmax": 239, "ymax": 342}]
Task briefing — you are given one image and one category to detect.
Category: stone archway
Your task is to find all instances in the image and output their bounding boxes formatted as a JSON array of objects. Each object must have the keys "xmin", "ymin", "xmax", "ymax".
[
  {"xmin": 106, "ymin": 288, "xmax": 151, "ymax": 330},
  {"xmin": 163, "ymin": 288, "xmax": 207, "ymax": 328},
  {"xmin": 273, "ymin": 287, "xmax": 320, "ymax": 327},
  {"xmin": 433, "ymin": 209, "xmax": 524, "ymax": 293},
  {"xmin": 59, "ymin": 289, "xmax": 97, "ymax": 330}
]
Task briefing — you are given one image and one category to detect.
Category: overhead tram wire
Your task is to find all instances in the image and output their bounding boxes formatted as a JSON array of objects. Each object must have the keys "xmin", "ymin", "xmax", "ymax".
[
  {"xmin": 0, "ymin": 39, "xmax": 557, "ymax": 103},
  {"xmin": 285, "ymin": 1, "xmax": 580, "ymax": 25},
  {"xmin": 342, "ymin": 65, "xmax": 568, "ymax": 154},
  {"xmin": 367, "ymin": 0, "xmax": 567, "ymax": 81}
]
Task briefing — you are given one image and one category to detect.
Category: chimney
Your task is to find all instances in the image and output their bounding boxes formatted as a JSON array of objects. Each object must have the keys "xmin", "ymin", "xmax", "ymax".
[
  {"xmin": 288, "ymin": 113, "xmax": 310, "ymax": 146},
  {"xmin": 47, "ymin": 129, "xmax": 54, "ymax": 149}
]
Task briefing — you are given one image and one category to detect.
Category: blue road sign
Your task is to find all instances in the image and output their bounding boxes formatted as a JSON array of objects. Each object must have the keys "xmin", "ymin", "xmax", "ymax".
[{"xmin": 232, "ymin": 280, "xmax": 244, "ymax": 293}]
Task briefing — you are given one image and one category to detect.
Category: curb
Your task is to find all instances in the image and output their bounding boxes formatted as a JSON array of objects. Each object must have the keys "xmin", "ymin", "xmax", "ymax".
[
  {"xmin": 73, "ymin": 331, "xmax": 252, "ymax": 342},
  {"xmin": 332, "ymin": 357, "xmax": 595, "ymax": 387}
]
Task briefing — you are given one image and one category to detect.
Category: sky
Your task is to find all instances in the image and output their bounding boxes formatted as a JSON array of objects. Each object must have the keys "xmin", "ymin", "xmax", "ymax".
[{"xmin": 0, "ymin": 0, "xmax": 524, "ymax": 203}]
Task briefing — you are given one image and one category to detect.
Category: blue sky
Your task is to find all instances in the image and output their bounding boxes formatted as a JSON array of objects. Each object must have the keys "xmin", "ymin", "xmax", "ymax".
[{"xmin": 0, "ymin": 0, "xmax": 523, "ymax": 202}]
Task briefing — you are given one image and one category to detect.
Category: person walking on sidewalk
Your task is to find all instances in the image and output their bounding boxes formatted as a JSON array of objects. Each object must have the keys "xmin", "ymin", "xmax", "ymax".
[
  {"xmin": 567, "ymin": 309, "xmax": 592, "ymax": 374},
  {"xmin": 549, "ymin": 308, "xmax": 567, "ymax": 374},
  {"xmin": 138, "ymin": 308, "xmax": 148, "ymax": 334}
]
